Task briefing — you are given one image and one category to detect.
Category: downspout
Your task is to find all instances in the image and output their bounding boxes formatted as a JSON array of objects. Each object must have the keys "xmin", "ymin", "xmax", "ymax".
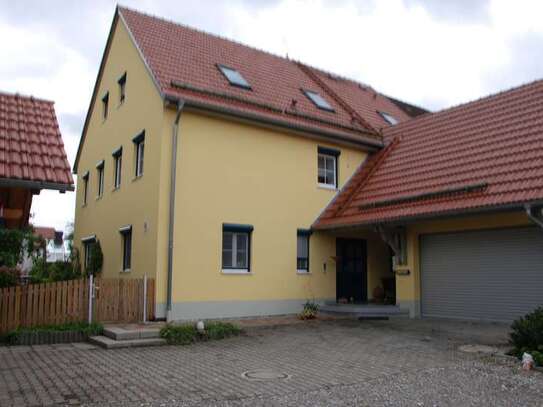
[
  {"xmin": 526, "ymin": 204, "xmax": 543, "ymax": 229},
  {"xmin": 166, "ymin": 99, "xmax": 185, "ymax": 321}
]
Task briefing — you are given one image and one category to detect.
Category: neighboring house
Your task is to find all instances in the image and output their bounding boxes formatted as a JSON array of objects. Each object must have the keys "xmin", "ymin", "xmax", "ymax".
[
  {"xmin": 73, "ymin": 6, "xmax": 542, "ymax": 323},
  {"xmin": 20, "ymin": 226, "xmax": 68, "ymax": 277},
  {"xmin": 0, "ymin": 92, "xmax": 74, "ymax": 229}
]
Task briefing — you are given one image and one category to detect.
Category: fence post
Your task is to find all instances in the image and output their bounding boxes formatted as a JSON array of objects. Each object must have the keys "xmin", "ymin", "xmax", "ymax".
[
  {"xmin": 88, "ymin": 274, "xmax": 94, "ymax": 324},
  {"xmin": 143, "ymin": 274, "xmax": 147, "ymax": 323}
]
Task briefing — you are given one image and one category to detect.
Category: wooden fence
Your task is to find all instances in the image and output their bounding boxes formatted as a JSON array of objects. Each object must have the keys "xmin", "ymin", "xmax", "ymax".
[{"xmin": 0, "ymin": 277, "xmax": 155, "ymax": 334}]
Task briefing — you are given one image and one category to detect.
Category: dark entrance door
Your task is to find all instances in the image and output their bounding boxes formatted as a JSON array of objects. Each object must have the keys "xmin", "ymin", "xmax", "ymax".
[{"xmin": 336, "ymin": 238, "xmax": 367, "ymax": 303}]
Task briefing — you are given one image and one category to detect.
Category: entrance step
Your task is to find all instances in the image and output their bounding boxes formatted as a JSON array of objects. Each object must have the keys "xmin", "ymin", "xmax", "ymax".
[
  {"xmin": 89, "ymin": 335, "xmax": 166, "ymax": 349},
  {"xmin": 320, "ymin": 303, "xmax": 409, "ymax": 318},
  {"xmin": 103, "ymin": 326, "xmax": 161, "ymax": 341}
]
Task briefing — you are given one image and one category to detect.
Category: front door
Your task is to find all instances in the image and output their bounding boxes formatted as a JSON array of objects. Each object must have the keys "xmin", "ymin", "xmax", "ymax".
[{"xmin": 336, "ymin": 238, "xmax": 367, "ymax": 303}]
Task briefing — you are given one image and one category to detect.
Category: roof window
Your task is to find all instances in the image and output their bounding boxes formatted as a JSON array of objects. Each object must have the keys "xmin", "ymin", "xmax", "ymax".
[
  {"xmin": 217, "ymin": 64, "xmax": 251, "ymax": 89},
  {"xmin": 378, "ymin": 111, "xmax": 398, "ymax": 125},
  {"xmin": 303, "ymin": 89, "xmax": 334, "ymax": 112}
]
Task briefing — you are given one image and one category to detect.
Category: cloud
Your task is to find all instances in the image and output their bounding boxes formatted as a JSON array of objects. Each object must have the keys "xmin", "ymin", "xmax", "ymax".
[{"xmin": 1, "ymin": 0, "xmax": 542, "ymax": 230}]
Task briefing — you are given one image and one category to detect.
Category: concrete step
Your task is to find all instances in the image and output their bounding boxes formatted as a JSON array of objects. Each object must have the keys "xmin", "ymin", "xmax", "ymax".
[
  {"xmin": 320, "ymin": 304, "xmax": 409, "ymax": 318},
  {"xmin": 89, "ymin": 335, "xmax": 166, "ymax": 349},
  {"xmin": 103, "ymin": 327, "xmax": 161, "ymax": 341}
]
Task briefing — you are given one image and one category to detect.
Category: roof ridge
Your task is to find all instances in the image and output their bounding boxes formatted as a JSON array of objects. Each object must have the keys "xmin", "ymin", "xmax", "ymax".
[
  {"xmin": 295, "ymin": 62, "xmax": 377, "ymax": 134},
  {"xmin": 385, "ymin": 77, "xmax": 543, "ymax": 135},
  {"xmin": 0, "ymin": 90, "xmax": 54, "ymax": 104}
]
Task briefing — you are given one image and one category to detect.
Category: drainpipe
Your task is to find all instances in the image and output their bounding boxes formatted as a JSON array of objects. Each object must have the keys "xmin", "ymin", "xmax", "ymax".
[
  {"xmin": 525, "ymin": 204, "xmax": 543, "ymax": 229},
  {"xmin": 166, "ymin": 99, "xmax": 185, "ymax": 321}
]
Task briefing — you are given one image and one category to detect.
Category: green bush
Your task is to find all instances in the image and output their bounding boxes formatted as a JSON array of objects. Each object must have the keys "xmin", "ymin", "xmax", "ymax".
[
  {"xmin": 0, "ymin": 321, "xmax": 103, "ymax": 345},
  {"xmin": 30, "ymin": 259, "xmax": 81, "ymax": 283},
  {"xmin": 86, "ymin": 240, "xmax": 103, "ymax": 276},
  {"xmin": 160, "ymin": 321, "xmax": 242, "ymax": 345},
  {"xmin": 509, "ymin": 307, "xmax": 543, "ymax": 365},
  {"xmin": 298, "ymin": 300, "xmax": 320, "ymax": 320},
  {"xmin": 0, "ymin": 266, "xmax": 20, "ymax": 288},
  {"xmin": 0, "ymin": 228, "xmax": 37, "ymax": 267}
]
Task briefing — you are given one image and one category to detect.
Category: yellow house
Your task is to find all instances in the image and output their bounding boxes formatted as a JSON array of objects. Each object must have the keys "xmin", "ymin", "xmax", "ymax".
[{"xmin": 74, "ymin": 7, "xmax": 543, "ymax": 323}]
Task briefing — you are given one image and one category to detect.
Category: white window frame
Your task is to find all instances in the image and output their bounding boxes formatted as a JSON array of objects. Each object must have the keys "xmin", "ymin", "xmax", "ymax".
[
  {"xmin": 82, "ymin": 172, "xmax": 89, "ymax": 205},
  {"xmin": 113, "ymin": 152, "xmax": 122, "ymax": 189},
  {"xmin": 135, "ymin": 139, "xmax": 144, "ymax": 177},
  {"xmin": 296, "ymin": 230, "xmax": 310, "ymax": 273},
  {"xmin": 102, "ymin": 92, "xmax": 109, "ymax": 120},
  {"xmin": 222, "ymin": 232, "xmax": 249, "ymax": 273},
  {"xmin": 119, "ymin": 225, "xmax": 132, "ymax": 272},
  {"xmin": 318, "ymin": 153, "xmax": 337, "ymax": 189}
]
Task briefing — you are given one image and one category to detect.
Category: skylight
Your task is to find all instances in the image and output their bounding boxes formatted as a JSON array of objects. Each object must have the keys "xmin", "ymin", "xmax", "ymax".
[
  {"xmin": 217, "ymin": 64, "xmax": 251, "ymax": 89},
  {"xmin": 303, "ymin": 90, "xmax": 334, "ymax": 112},
  {"xmin": 378, "ymin": 111, "xmax": 398, "ymax": 125}
]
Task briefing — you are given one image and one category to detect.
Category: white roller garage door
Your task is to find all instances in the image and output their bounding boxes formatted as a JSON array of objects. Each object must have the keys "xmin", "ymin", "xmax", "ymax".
[{"xmin": 420, "ymin": 227, "xmax": 543, "ymax": 322}]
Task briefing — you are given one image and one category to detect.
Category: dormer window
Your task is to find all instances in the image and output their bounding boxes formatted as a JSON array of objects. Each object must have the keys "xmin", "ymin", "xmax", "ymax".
[
  {"xmin": 378, "ymin": 111, "xmax": 398, "ymax": 125},
  {"xmin": 303, "ymin": 89, "xmax": 334, "ymax": 112},
  {"xmin": 217, "ymin": 64, "xmax": 251, "ymax": 89}
]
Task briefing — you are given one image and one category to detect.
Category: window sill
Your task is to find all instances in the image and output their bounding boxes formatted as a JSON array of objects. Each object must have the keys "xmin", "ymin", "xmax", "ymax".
[
  {"xmin": 81, "ymin": 203, "xmax": 87, "ymax": 208},
  {"xmin": 317, "ymin": 183, "xmax": 337, "ymax": 191},
  {"xmin": 132, "ymin": 174, "xmax": 143, "ymax": 183},
  {"xmin": 112, "ymin": 186, "xmax": 121, "ymax": 192},
  {"xmin": 221, "ymin": 269, "xmax": 251, "ymax": 275},
  {"xmin": 120, "ymin": 269, "xmax": 131, "ymax": 273},
  {"xmin": 297, "ymin": 270, "xmax": 311, "ymax": 275},
  {"xmin": 95, "ymin": 195, "xmax": 103, "ymax": 201}
]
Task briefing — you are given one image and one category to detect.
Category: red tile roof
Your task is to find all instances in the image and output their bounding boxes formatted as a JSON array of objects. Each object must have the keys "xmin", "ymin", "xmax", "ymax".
[
  {"xmin": 315, "ymin": 79, "xmax": 543, "ymax": 228},
  {"xmin": 33, "ymin": 226, "xmax": 56, "ymax": 240},
  {"xmin": 0, "ymin": 92, "xmax": 73, "ymax": 190},
  {"xmin": 118, "ymin": 7, "xmax": 413, "ymax": 146}
]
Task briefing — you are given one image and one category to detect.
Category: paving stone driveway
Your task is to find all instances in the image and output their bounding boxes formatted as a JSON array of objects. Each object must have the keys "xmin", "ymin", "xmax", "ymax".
[{"xmin": 0, "ymin": 319, "xmax": 542, "ymax": 406}]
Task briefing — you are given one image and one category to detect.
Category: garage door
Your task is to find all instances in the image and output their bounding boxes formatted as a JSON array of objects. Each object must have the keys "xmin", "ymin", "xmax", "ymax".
[{"xmin": 421, "ymin": 227, "xmax": 543, "ymax": 322}]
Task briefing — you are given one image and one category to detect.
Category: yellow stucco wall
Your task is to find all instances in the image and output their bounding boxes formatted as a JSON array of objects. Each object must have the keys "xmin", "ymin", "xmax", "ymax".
[
  {"xmin": 161, "ymin": 110, "xmax": 368, "ymax": 309},
  {"xmin": 395, "ymin": 211, "xmax": 532, "ymax": 316},
  {"xmin": 73, "ymin": 18, "xmax": 164, "ymax": 280}
]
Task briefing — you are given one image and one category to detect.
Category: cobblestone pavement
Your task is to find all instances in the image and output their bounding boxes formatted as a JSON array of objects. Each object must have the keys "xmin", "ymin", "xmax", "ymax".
[{"xmin": 1, "ymin": 319, "xmax": 542, "ymax": 406}]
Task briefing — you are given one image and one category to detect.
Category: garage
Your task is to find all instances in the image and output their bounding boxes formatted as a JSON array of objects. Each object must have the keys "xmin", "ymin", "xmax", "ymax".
[{"xmin": 420, "ymin": 227, "xmax": 543, "ymax": 322}]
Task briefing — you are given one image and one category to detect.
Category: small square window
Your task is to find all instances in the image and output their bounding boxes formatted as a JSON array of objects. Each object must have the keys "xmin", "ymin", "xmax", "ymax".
[
  {"xmin": 378, "ymin": 111, "xmax": 398, "ymax": 125},
  {"xmin": 222, "ymin": 224, "xmax": 253, "ymax": 273},
  {"xmin": 102, "ymin": 92, "xmax": 109, "ymax": 120},
  {"xmin": 297, "ymin": 229, "xmax": 311, "ymax": 272},
  {"xmin": 120, "ymin": 226, "xmax": 132, "ymax": 271},
  {"xmin": 303, "ymin": 89, "xmax": 334, "ymax": 112},
  {"xmin": 118, "ymin": 73, "xmax": 127, "ymax": 104},
  {"xmin": 96, "ymin": 161, "xmax": 105, "ymax": 197},
  {"xmin": 217, "ymin": 64, "xmax": 251, "ymax": 89},
  {"xmin": 317, "ymin": 147, "xmax": 340, "ymax": 188},
  {"xmin": 133, "ymin": 132, "xmax": 145, "ymax": 177},
  {"xmin": 112, "ymin": 147, "xmax": 122, "ymax": 189}
]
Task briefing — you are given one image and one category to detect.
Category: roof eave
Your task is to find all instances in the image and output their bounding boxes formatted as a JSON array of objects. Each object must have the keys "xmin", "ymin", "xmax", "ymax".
[
  {"xmin": 0, "ymin": 178, "xmax": 75, "ymax": 192},
  {"xmin": 313, "ymin": 199, "xmax": 543, "ymax": 231},
  {"xmin": 164, "ymin": 93, "xmax": 383, "ymax": 152}
]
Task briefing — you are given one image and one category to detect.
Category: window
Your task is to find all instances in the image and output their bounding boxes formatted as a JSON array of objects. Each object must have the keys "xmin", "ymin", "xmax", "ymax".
[
  {"xmin": 82, "ymin": 171, "xmax": 89, "ymax": 205},
  {"xmin": 297, "ymin": 229, "xmax": 311, "ymax": 273},
  {"xmin": 378, "ymin": 111, "xmax": 398, "ymax": 125},
  {"xmin": 82, "ymin": 236, "xmax": 96, "ymax": 270},
  {"xmin": 317, "ymin": 146, "xmax": 340, "ymax": 188},
  {"xmin": 222, "ymin": 224, "xmax": 253, "ymax": 273},
  {"xmin": 133, "ymin": 131, "xmax": 145, "ymax": 177},
  {"xmin": 217, "ymin": 64, "xmax": 251, "ymax": 89},
  {"xmin": 96, "ymin": 160, "xmax": 105, "ymax": 197},
  {"xmin": 119, "ymin": 226, "xmax": 132, "ymax": 271},
  {"xmin": 102, "ymin": 92, "xmax": 109, "ymax": 120},
  {"xmin": 112, "ymin": 147, "xmax": 122, "ymax": 189},
  {"xmin": 118, "ymin": 73, "xmax": 127, "ymax": 104},
  {"xmin": 303, "ymin": 89, "xmax": 334, "ymax": 112}
]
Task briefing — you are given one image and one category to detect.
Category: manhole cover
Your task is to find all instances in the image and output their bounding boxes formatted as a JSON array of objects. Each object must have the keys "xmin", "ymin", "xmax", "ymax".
[
  {"xmin": 242, "ymin": 369, "xmax": 290, "ymax": 381},
  {"xmin": 459, "ymin": 344, "xmax": 499, "ymax": 354}
]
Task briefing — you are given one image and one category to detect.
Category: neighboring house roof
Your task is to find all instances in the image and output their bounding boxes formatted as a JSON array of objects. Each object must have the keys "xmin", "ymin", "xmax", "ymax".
[
  {"xmin": 314, "ymin": 79, "xmax": 543, "ymax": 229},
  {"xmin": 0, "ymin": 92, "xmax": 74, "ymax": 191},
  {"xmin": 33, "ymin": 226, "xmax": 56, "ymax": 240}
]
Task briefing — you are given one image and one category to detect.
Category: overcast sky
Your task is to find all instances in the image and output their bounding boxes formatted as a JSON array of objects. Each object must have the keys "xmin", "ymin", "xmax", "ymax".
[{"xmin": 1, "ymin": 0, "xmax": 542, "ymax": 231}]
